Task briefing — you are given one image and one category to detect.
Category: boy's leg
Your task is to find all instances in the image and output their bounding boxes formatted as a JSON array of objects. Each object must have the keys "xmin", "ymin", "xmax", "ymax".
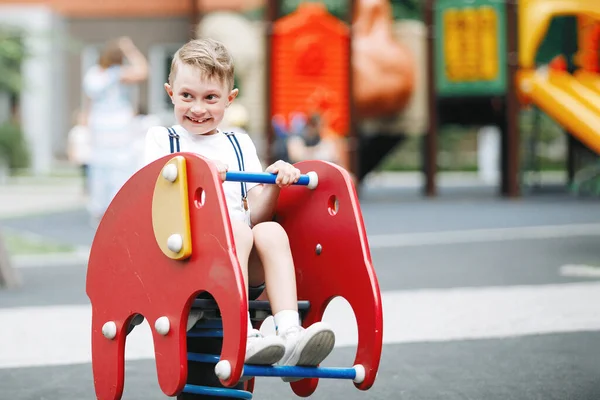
[
  {"xmin": 249, "ymin": 222, "xmax": 297, "ymax": 313},
  {"xmin": 87, "ymin": 163, "xmax": 107, "ymax": 226},
  {"xmin": 230, "ymin": 219, "xmax": 285, "ymax": 365},
  {"xmin": 81, "ymin": 164, "xmax": 89, "ymax": 196},
  {"xmin": 252, "ymin": 221, "xmax": 335, "ymax": 371}
]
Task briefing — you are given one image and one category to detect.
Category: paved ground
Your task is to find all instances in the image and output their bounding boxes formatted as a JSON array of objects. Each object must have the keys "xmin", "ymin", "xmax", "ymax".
[{"xmin": 2, "ymin": 179, "xmax": 600, "ymax": 400}]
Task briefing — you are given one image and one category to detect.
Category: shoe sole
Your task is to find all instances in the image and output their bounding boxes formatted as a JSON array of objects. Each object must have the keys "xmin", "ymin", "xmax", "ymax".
[
  {"xmin": 297, "ymin": 329, "xmax": 336, "ymax": 366},
  {"xmin": 281, "ymin": 330, "xmax": 336, "ymax": 383},
  {"xmin": 245, "ymin": 345, "xmax": 285, "ymax": 365}
]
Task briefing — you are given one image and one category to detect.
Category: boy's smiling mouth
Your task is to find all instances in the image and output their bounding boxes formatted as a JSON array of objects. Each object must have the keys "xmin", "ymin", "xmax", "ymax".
[{"xmin": 186, "ymin": 115, "xmax": 211, "ymax": 124}]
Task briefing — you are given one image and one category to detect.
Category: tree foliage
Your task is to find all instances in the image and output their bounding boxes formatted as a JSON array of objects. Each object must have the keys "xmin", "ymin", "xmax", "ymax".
[{"xmin": 0, "ymin": 26, "xmax": 26, "ymax": 95}]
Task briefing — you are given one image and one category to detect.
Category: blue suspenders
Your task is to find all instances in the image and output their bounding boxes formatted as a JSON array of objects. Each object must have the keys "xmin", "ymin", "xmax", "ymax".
[
  {"xmin": 224, "ymin": 132, "xmax": 248, "ymax": 211},
  {"xmin": 167, "ymin": 127, "xmax": 180, "ymax": 153},
  {"xmin": 166, "ymin": 127, "xmax": 248, "ymax": 210}
]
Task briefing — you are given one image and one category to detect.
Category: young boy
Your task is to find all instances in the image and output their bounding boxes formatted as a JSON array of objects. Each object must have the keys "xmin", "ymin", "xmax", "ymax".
[{"xmin": 143, "ymin": 38, "xmax": 336, "ymax": 369}]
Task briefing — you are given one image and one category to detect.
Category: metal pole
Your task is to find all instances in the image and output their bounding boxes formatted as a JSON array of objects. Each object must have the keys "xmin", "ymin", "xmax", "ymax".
[
  {"xmin": 424, "ymin": 0, "xmax": 438, "ymax": 197},
  {"xmin": 189, "ymin": 0, "xmax": 201, "ymax": 39},
  {"xmin": 347, "ymin": 0, "xmax": 358, "ymax": 183},
  {"xmin": 503, "ymin": 0, "xmax": 520, "ymax": 197},
  {"xmin": 265, "ymin": 0, "xmax": 279, "ymax": 165}
]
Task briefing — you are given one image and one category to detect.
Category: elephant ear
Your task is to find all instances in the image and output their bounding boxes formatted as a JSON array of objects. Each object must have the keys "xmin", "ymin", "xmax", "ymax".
[{"xmin": 352, "ymin": 0, "xmax": 415, "ymax": 118}]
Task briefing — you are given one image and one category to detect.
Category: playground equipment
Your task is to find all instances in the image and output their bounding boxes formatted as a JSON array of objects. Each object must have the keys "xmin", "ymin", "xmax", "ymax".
[
  {"xmin": 424, "ymin": 0, "xmax": 600, "ymax": 198},
  {"xmin": 515, "ymin": 0, "xmax": 600, "ymax": 195},
  {"xmin": 424, "ymin": 0, "xmax": 520, "ymax": 197},
  {"xmin": 266, "ymin": 0, "xmax": 420, "ymax": 181},
  {"xmin": 86, "ymin": 152, "xmax": 383, "ymax": 399}
]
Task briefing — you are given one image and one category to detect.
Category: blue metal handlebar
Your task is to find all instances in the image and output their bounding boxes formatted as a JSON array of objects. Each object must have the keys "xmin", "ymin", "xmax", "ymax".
[{"xmin": 224, "ymin": 171, "xmax": 318, "ymax": 189}]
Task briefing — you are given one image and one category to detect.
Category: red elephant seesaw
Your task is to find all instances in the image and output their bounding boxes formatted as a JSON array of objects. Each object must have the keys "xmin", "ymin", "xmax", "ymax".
[{"xmin": 86, "ymin": 153, "xmax": 383, "ymax": 399}]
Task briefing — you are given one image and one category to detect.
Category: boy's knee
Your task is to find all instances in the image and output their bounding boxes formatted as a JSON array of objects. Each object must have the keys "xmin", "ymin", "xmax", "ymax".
[
  {"xmin": 231, "ymin": 219, "xmax": 254, "ymax": 250},
  {"xmin": 252, "ymin": 221, "xmax": 289, "ymax": 248}
]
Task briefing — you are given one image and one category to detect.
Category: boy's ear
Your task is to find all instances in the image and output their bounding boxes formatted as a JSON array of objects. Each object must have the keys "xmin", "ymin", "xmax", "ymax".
[
  {"xmin": 227, "ymin": 88, "xmax": 239, "ymax": 105},
  {"xmin": 164, "ymin": 83, "xmax": 174, "ymax": 103}
]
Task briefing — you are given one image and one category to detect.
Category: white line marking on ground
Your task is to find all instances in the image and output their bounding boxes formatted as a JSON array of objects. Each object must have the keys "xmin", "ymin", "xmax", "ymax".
[
  {"xmin": 369, "ymin": 223, "xmax": 600, "ymax": 249},
  {"xmin": 559, "ymin": 264, "xmax": 600, "ymax": 278},
  {"xmin": 12, "ymin": 250, "xmax": 90, "ymax": 269},
  {"xmin": 12, "ymin": 223, "xmax": 600, "ymax": 268},
  {"xmin": 2, "ymin": 281, "xmax": 600, "ymax": 369}
]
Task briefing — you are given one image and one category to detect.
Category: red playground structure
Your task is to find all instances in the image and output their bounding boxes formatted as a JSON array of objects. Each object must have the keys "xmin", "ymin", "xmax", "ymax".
[{"xmin": 86, "ymin": 152, "xmax": 383, "ymax": 399}]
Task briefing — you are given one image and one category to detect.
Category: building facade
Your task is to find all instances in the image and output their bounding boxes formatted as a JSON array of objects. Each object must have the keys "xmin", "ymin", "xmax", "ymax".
[{"xmin": 0, "ymin": 0, "xmax": 263, "ymax": 174}]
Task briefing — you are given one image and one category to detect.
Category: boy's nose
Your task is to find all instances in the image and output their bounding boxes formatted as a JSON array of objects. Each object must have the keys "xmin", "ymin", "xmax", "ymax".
[{"xmin": 190, "ymin": 104, "xmax": 206, "ymax": 114}]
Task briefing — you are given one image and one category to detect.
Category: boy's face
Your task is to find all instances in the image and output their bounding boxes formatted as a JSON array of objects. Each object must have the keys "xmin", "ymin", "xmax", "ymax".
[{"xmin": 165, "ymin": 63, "xmax": 238, "ymax": 135}]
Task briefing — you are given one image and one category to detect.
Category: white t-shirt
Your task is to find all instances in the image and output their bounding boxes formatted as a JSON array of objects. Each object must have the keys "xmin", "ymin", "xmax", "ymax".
[
  {"xmin": 83, "ymin": 65, "xmax": 136, "ymax": 151},
  {"xmin": 144, "ymin": 125, "xmax": 264, "ymax": 224}
]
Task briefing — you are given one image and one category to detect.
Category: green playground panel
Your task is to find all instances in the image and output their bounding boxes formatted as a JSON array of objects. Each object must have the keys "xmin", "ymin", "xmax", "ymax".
[{"xmin": 434, "ymin": 0, "xmax": 508, "ymax": 97}]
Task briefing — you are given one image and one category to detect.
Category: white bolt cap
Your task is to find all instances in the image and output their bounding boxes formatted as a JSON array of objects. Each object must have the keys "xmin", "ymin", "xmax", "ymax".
[
  {"xmin": 215, "ymin": 360, "xmax": 232, "ymax": 380},
  {"xmin": 167, "ymin": 234, "xmax": 183, "ymax": 253},
  {"xmin": 306, "ymin": 171, "xmax": 319, "ymax": 189},
  {"xmin": 155, "ymin": 316, "xmax": 170, "ymax": 335},
  {"xmin": 162, "ymin": 164, "xmax": 178, "ymax": 182},
  {"xmin": 102, "ymin": 321, "xmax": 117, "ymax": 340},
  {"xmin": 353, "ymin": 364, "xmax": 366, "ymax": 383}
]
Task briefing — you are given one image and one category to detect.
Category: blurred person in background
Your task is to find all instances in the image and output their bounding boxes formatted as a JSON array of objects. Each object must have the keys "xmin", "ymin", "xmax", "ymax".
[
  {"xmin": 66, "ymin": 108, "xmax": 91, "ymax": 196},
  {"xmin": 286, "ymin": 113, "xmax": 342, "ymax": 166},
  {"xmin": 82, "ymin": 36, "xmax": 148, "ymax": 225},
  {"xmin": 270, "ymin": 112, "xmax": 308, "ymax": 163}
]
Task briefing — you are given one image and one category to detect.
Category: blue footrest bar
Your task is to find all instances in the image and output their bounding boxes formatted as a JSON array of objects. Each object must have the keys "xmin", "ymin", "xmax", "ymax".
[
  {"xmin": 187, "ymin": 329, "xmax": 224, "ymax": 338},
  {"xmin": 182, "ymin": 384, "xmax": 252, "ymax": 399},
  {"xmin": 187, "ymin": 353, "xmax": 357, "ymax": 380}
]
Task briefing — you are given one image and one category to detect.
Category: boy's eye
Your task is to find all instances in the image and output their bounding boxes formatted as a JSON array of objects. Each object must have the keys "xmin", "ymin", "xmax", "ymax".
[
  {"xmin": 206, "ymin": 94, "xmax": 218, "ymax": 101},
  {"xmin": 182, "ymin": 92, "xmax": 192, "ymax": 99}
]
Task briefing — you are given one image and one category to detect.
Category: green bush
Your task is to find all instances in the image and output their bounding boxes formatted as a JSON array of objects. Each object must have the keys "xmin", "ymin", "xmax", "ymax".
[
  {"xmin": 0, "ymin": 122, "xmax": 29, "ymax": 171},
  {"xmin": 0, "ymin": 27, "xmax": 25, "ymax": 95}
]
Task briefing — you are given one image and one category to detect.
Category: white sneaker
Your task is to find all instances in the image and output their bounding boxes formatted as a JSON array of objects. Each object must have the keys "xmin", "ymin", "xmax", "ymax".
[
  {"xmin": 126, "ymin": 313, "xmax": 145, "ymax": 335},
  {"xmin": 245, "ymin": 329, "xmax": 286, "ymax": 365},
  {"xmin": 186, "ymin": 310, "xmax": 204, "ymax": 331},
  {"xmin": 277, "ymin": 322, "xmax": 336, "ymax": 382}
]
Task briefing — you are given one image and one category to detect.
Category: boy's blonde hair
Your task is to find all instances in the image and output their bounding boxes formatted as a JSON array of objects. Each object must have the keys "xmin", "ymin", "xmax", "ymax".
[{"xmin": 168, "ymin": 38, "xmax": 235, "ymax": 90}]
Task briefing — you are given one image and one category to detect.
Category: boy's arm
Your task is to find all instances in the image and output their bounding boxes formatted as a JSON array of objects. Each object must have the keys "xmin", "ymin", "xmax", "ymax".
[
  {"xmin": 248, "ymin": 160, "xmax": 301, "ymax": 225},
  {"xmin": 236, "ymin": 133, "xmax": 300, "ymax": 225},
  {"xmin": 247, "ymin": 184, "xmax": 280, "ymax": 225},
  {"xmin": 118, "ymin": 37, "xmax": 149, "ymax": 84}
]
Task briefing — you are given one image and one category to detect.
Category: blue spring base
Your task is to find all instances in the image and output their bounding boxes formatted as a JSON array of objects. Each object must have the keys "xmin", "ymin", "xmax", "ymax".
[
  {"xmin": 182, "ymin": 384, "xmax": 253, "ymax": 399},
  {"xmin": 187, "ymin": 353, "xmax": 357, "ymax": 380},
  {"xmin": 182, "ymin": 314, "xmax": 355, "ymax": 398}
]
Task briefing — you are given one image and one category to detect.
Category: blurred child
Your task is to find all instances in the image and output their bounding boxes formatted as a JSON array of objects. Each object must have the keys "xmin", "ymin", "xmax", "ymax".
[
  {"xmin": 66, "ymin": 109, "xmax": 91, "ymax": 195},
  {"xmin": 82, "ymin": 36, "xmax": 148, "ymax": 225}
]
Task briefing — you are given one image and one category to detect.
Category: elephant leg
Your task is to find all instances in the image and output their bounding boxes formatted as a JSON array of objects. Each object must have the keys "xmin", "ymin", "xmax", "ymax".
[{"xmin": 91, "ymin": 314, "xmax": 126, "ymax": 400}]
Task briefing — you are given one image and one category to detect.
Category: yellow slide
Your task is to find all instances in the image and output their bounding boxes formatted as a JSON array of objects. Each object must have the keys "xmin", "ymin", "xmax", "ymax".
[
  {"xmin": 517, "ymin": 69, "xmax": 600, "ymax": 155},
  {"xmin": 517, "ymin": 0, "xmax": 600, "ymax": 155},
  {"xmin": 574, "ymin": 70, "xmax": 600, "ymax": 95}
]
